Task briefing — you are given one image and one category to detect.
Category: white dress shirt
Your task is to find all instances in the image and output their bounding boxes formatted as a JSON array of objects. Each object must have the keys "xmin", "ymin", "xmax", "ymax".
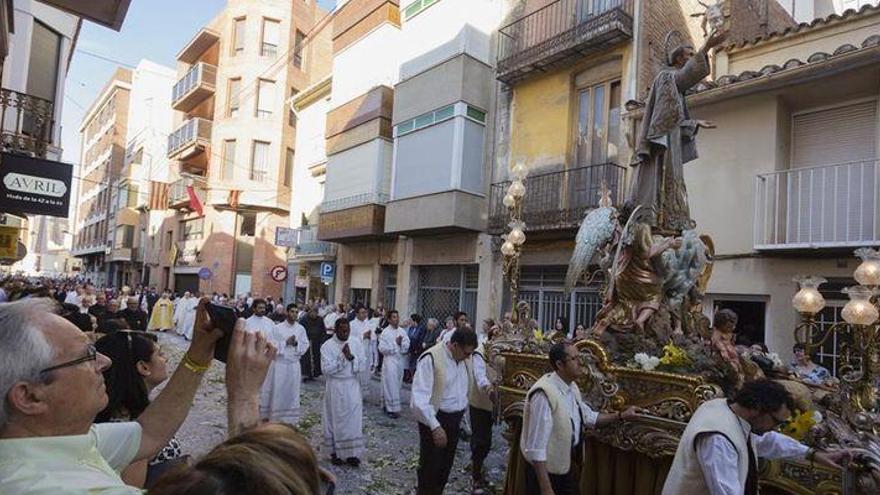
[
  {"xmin": 696, "ymin": 426, "xmax": 809, "ymax": 495},
  {"xmin": 472, "ymin": 351, "xmax": 491, "ymax": 391},
  {"xmin": 521, "ymin": 372, "xmax": 599, "ymax": 463},
  {"xmin": 410, "ymin": 344, "xmax": 469, "ymax": 430}
]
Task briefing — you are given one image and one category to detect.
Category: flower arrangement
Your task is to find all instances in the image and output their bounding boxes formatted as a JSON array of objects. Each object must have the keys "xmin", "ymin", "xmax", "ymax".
[
  {"xmin": 659, "ymin": 343, "xmax": 693, "ymax": 368},
  {"xmin": 634, "ymin": 353, "xmax": 661, "ymax": 371},
  {"xmin": 780, "ymin": 409, "xmax": 820, "ymax": 441}
]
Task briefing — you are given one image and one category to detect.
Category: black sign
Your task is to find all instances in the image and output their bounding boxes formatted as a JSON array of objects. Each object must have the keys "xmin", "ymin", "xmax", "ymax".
[{"xmin": 0, "ymin": 152, "xmax": 73, "ymax": 218}]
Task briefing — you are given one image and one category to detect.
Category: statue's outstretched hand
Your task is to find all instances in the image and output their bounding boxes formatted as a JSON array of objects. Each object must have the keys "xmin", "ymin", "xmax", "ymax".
[
  {"xmin": 704, "ymin": 28, "xmax": 728, "ymax": 50},
  {"xmin": 697, "ymin": 120, "xmax": 716, "ymax": 130}
]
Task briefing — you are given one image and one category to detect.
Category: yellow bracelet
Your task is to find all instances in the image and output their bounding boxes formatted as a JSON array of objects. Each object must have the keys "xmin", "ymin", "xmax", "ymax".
[{"xmin": 182, "ymin": 353, "xmax": 211, "ymax": 373}]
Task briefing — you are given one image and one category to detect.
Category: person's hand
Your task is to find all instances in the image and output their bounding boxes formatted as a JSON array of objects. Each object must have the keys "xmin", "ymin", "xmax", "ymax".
[
  {"xmin": 705, "ymin": 28, "xmax": 728, "ymax": 49},
  {"xmin": 363, "ymin": 329, "xmax": 372, "ymax": 340},
  {"xmin": 226, "ymin": 318, "xmax": 277, "ymax": 402},
  {"xmin": 396, "ymin": 335, "xmax": 403, "ymax": 346},
  {"xmin": 431, "ymin": 426, "xmax": 447, "ymax": 448},
  {"xmin": 286, "ymin": 335, "xmax": 297, "ymax": 347},
  {"xmin": 814, "ymin": 449, "xmax": 854, "ymax": 470},
  {"xmin": 619, "ymin": 406, "xmax": 645, "ymax": 421},
  {"xmin": 697, "ymin": 120, "xmax": 716, "ymax": 129},
  {"xmin": 342, "ymin": 343, "xmax": 354, "ymax": 361},
  {"xmin": 670, "ymin": 238, "xmax": 683, "ymax": 249},
  {"xmin": 188, "ymin": 298, "xmax": 226, "ymax": 365}
]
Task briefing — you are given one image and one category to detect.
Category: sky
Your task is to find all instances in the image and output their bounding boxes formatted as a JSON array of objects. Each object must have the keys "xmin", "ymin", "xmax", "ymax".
[{"xmin": 60, "ymin": 0, "xmax": 337, "ymax": 165}]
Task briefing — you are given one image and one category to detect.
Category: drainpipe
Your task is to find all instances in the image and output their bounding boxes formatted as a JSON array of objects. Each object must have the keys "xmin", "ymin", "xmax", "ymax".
[{"xmin": 625, "ymin": 0, "xmax": 642, "ymax": 103}]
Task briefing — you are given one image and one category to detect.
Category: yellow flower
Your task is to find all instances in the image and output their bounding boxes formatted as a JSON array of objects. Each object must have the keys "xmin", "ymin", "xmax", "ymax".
[
  {"xmin": 780, "ymin": 409, "xmax": 816, "ymax": 441},
  {"xmin": 659, "ymin": 343, "xmax": 693, "ymax": 367},
  {"xmin": 533, "ymin": 329, "xmax": 544, "ymax": 342}
]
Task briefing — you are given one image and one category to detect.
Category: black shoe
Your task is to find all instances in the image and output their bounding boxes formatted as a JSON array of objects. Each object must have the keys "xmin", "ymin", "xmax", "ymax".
[
  {"xmin": 387, "ymin": 412, "xmax": 400, "ymax": 419},
  {"xmin": 345, "ymin": 457, "xmax": 361, "ymax": 467},
  {"xmin": 331, "ymin": 455, "xmax": 345, "ymax": 466}
]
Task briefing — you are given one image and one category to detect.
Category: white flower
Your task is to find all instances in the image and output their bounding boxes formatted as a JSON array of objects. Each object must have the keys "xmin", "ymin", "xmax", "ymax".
[
  {"xmin": 767, "ymin": 352, "xmax": 784, "ymax": 369},
  {"xmin": 813, "ymin": 410, "xmax": 823, "ymax": 423},
  {"xmin": 634, "ymin": 353, "xmax": 660, "ymax": 371}
]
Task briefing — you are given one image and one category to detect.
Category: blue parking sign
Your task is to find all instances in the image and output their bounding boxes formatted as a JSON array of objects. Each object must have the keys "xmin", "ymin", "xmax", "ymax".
[{"xmin": 320, "ymin": 262, "xmax": 335, "ymax": 279}]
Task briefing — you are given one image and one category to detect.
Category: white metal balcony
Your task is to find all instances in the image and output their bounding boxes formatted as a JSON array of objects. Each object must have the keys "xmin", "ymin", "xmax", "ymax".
[
  {"xmin": 754, "ymin": 160, "xmax": 880, "ymax": 250},
  {"xmin": 291, "ymin": 225, "xmax": 337, "ymax": 258},
  {"xmin": 172, "ymin": 62, "xmax": 217, "ymax": 113},
  {"xmin": 167, "ymin": 118, "xmax": 211, "ymax": 160}
]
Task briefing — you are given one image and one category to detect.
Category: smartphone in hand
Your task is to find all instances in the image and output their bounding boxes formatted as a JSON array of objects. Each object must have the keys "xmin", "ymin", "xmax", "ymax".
[{"xmin": 206, "ymin": 302, "xmax": 239, "ymax": 363}]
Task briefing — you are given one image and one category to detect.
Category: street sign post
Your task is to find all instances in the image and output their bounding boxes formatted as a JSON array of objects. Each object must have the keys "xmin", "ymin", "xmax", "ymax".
[
  {"xmin": 274, "ymin": 227, "xmax": 297, "ymax": 247},
  {"xmin": 320, "ymin": 262, "xmax": 335, "ymax": 285},
  {"xmin": 270, "ymin": 265, "xmax": 288, "ymax": 282}
]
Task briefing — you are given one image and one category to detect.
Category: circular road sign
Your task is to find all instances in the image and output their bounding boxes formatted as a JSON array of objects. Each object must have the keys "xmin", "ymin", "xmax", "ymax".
[{"xmin": 270, "ymin": 265, "xmax": 288, "ymax": 282}]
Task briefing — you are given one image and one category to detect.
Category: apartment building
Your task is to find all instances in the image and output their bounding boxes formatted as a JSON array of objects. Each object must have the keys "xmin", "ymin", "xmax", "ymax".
[
  {"xmin": 71, "ymin": 68, "xmax": 132, "ymax": 286},
  {"xmin": 488, "ymin": 0, "xmax": 795, "ymax": 333},
  {"xmin": 684, "ymin": 2, "xmax": 880, "ymax": 366},
  {"xmin": 157, "ymin": 0, "xmax": 328, "ymax": 297},
  {"xmin": 0, "ymin": 1, "xmax": 131, "ymax": 275},
  {"xmin": 106, "ymin": 59, "xmax": 176, "ymax": 288}
]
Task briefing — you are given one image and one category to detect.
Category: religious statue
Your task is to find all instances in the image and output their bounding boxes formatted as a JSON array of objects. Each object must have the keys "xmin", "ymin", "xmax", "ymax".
[{"xmin": 627, "ymin": 28, "xmax": 727, "ymax": 233}]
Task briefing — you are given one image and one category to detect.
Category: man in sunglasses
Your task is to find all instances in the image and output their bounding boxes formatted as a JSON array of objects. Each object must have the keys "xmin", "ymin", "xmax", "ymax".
[
  {"xmin": 663, "ymin": 379, "xmax": 852, "ymax": 495},
  {"xmin": 0, "ymin": 297, "xmax": 244, "ymax": 494}
]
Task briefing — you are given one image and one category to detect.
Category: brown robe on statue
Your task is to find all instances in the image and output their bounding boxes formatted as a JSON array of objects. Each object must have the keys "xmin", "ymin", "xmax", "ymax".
[{"xmin": 628, "ymin": 52, "xmax": 710, "ymax": 232}]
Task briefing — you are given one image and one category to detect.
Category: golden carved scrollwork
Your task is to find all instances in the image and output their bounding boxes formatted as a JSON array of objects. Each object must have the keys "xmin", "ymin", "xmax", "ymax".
[{"xmin": 759, "ymin": 459, "xmax": 843, "ymax": 495}]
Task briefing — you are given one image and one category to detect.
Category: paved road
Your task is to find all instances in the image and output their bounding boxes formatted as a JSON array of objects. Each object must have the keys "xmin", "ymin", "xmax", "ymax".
[{"xmin": 155, "ymin": 332, "xmax": 509, "ymax": 494}]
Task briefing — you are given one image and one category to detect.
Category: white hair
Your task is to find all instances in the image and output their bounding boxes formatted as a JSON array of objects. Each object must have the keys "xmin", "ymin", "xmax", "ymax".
[{"xmin": 0, "ymin": 298, "xmax": 57, "ymax": 428}]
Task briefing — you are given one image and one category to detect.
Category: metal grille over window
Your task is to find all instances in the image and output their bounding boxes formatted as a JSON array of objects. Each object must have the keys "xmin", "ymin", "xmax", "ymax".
[
  {"xmin": 517, "ymin": 265, "xmax": 602, "ymax": 335},
  {"xmin": 417, "ymin": 265, "xmax": 478, "ymax": 321},
  {"xmin": 382, "ymin": 265, "xmax": 397, "ymax": 310}
]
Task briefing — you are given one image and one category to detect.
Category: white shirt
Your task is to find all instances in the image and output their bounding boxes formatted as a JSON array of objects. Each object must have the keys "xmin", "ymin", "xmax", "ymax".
[
  {"xmin": 323, "ymin": 311, "xmax": 344, "ymax": 331},
  {"xmin": 350, "ymin": 317, "xmax": 374, "ymax": 341},
  {"xmin": 410, "ymin": 344, "xmax": 469, "ymax": 430},
  {"xmin": 521, "ymin": 372, "xmax": 599, "ymax": 463},
  {"xmin": 379, "ymin": 325, "xmax": 410, "ymax": 356},
  {"xmin": 696, "ymin": 426, "xmax": 810, "ymax": 495},
  {"xmin": 245, "ymin": 314, "xmax": 276, "ymax": 337},
  {"xmin": 472, "ymin": 351, "xmax": 491, "ymax": 390},
  {"xmin": 272, "ymin": 320, "xmax": 310, "ymax": 361},
  {"xmin": 440, "ymin": 327, "xmax": 488, "ymax": 346}
]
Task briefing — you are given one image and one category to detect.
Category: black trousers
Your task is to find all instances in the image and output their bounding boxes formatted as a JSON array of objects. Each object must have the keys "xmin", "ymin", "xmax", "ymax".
[
  {"xmin": 417, "ymin": 410, "xmax": 465, "ymax": 495},
  {"xmin": 524, "ymin": 462, "xmax": 577, "ymax": 495},
  {"xmin": 301, "ymin": 335, "xmax": 325, "ymax": 378},
  {"xmin": 469, "ymin": 406, "xmax": 492, "ymax": 467}
]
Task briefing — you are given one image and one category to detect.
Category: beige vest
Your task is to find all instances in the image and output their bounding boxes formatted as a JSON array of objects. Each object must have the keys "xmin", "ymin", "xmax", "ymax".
[
  {"xmin": 466, "ymin": 344, "xmax": 493, "ymax": 412},
  {"xmin": 662, "ymin": 398, "xmax": 752, "ymax": 495},
  {"xmin": 419, "ymin": 344, "xmax": 448, "ymax": 411},
  {"xmin": 522, "ymin": 373, "xmax": 579, "ymax": 474}
]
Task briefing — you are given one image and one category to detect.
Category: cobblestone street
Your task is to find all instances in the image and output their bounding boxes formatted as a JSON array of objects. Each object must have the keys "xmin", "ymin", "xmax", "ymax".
[{"xmin": 156, "ymin": 333, "xmax": 509, "ymax": 494}]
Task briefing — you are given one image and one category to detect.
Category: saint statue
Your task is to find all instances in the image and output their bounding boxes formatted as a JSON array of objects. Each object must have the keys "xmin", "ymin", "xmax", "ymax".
[{"xmin": 628, "ymin": 29, "xmax": 727, "ymax": 232}]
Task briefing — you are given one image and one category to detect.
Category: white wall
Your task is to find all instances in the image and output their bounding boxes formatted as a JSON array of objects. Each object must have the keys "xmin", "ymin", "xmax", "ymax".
[
  {"xmin": 126, "ymin": 59, "xmax": 176, "ymax": 184},
  {"xmin": 398, "ymin": 0, "xmax": 501, "ymax": 81},
  {"xmin": 330, "ymin": 23, "xmax": 400, "ymax": 109},
  {"xmin": 774, "ymin": 0, "xmax": 876, "ymax": 23},
  {"xmin": 290, "ymin": 91, "xmax": 330, "ymax": 226},
  {"xmin": 323, "ymin": 138, "xmax": 393, "ymax": 206}
]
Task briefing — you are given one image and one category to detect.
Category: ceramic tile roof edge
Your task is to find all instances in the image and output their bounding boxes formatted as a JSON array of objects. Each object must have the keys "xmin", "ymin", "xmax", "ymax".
[{"xmin": 722, "ymin": 3, "xmax": 880, "ymax": 52}]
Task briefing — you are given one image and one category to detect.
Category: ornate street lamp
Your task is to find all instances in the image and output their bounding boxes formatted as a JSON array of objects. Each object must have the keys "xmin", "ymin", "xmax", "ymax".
[{"xmin": 502, "ymin": 163, "xmax": 528, "ymax": 324}]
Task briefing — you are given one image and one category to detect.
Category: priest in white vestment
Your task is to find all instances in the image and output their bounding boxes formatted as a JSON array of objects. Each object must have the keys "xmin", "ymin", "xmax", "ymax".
[
  {"xmin": 349, "ymin": 305, "xmax": 376, "ymax": 398},
  {"xmin": 173, "ymin": 292, "xmax": 197, "ymax": 340},
  {"xmin": 260, "ymin": 303, "xmax": 310, "ymax": 423},
  {"xmin": 321, "ymin": 317, "xmax": 365, "ymax": 467},
  {"xmin": 378, "ymin": 310, "xmax": 410, "ymax": 418}
]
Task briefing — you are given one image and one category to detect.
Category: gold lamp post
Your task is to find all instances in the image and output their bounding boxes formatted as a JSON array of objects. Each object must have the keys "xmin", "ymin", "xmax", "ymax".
[
  {"xmin": 793, "ymin": 249, "xmax": 880, "ymax": 412},
  {"xmin": 502, "ymin": 162, "xmax": 528, "ymax": 324}
]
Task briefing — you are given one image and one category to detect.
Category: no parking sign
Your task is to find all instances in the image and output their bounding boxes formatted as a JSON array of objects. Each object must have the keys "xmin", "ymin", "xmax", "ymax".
[{"xmin": 270, "ymin": 265, "xmax": 288, "ymax": 282}]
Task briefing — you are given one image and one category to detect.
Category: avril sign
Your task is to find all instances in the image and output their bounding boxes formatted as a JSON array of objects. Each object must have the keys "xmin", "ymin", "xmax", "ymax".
[{"xmin": 0, "ymin": 153, "xmax": 73, "ymax": 218}]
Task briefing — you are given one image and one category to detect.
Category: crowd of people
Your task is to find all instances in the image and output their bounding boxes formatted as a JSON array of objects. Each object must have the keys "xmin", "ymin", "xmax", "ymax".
[{"xmin": 0, "ymin": 275, "xmax": 858, "ymax": 495}]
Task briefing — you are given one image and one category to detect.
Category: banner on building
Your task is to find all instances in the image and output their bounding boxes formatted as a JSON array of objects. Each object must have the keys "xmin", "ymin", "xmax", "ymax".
[
  {"xmin": 0, "ymin": 153, "xmax": 73, "ymax": 218},
  {"xmin": 275, "ymin": 227, "xmax": 296, "ymax": 247}
]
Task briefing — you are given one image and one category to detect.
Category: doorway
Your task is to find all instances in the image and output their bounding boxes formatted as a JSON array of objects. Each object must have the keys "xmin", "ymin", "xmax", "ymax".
[{"xmin": 711, "ymin": 299, "xmax": 767, "ymax": 346}]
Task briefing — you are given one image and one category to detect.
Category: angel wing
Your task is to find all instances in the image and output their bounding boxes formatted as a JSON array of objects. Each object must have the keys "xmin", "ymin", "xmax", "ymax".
[{"xmin": 564, "ymin": 206, "xmax": 618, "ymax": 294}]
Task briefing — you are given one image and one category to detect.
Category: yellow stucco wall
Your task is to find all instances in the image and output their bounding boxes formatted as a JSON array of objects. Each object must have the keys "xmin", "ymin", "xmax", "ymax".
[{"xmin": 508, "ymin": 46, "xmax": 632, "ymax": 172}]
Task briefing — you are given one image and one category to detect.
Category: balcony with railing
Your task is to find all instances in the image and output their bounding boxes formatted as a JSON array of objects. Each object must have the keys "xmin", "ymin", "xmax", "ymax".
[
  {"xmin": 497, "ymin": 0, "xmax": 634, "ymax": 84},
  {"xmin": 167, "ymin": 118, "xmax": 211, "ymax": 160},
  {"xmin": 0, "ymin": 88, "xmax": 54, "ymax": 157},
  {"xmin": 172, "ymin": 62, "xmax": 217, "ymax": 113},
  {"xmin": 169, "ymin": 175, "xmax": 207, "ymax": 210},
  {"xmin": 291, "ymin": 225, "xmax": 338, "ymax": 259},
  {"xmin": 488, "ymin": 163, "xmax": 626, "ymax": 234},
  {"xmin": 754, "ymin": 160, "xmax": 880, "ymax": 250}
]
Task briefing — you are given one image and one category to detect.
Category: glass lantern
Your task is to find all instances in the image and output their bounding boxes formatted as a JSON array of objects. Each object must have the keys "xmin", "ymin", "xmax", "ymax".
[
  {"xmin": 792, "ymin": 275, "xmax": 827, "ymax": 315},
  {"xmin": 841, "ymin": 286, "xmax": 879, "ymax": 326},
  {"xmin": 854, "ymin": 248, "xmax": 880, "ymax": 286}
]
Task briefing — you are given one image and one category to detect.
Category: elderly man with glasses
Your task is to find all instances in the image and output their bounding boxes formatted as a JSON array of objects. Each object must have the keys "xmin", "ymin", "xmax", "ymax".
[{"xmin": 0, "ymin": 297, "xmax": 230, "ymax": 494}]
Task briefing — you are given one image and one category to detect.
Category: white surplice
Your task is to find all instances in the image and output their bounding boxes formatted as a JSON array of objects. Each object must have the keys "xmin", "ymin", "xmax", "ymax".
[
  {"xmin": 378, "ymin": 325, "xmax": 410, "ymax": 413},
  {"xmin": 173, "ymin": 296, "xmax": 197, "ymax": 339},
  {"xmin": 321, "ymin": 335, "xmax": 366, "ymax": 459},
  {"xmin": 349, "ymin": 317, "xmax": 376, "ymax": 394},
  {"xmin": 259, "ymin": 320, "xmax": 310, "ymax": 423}
]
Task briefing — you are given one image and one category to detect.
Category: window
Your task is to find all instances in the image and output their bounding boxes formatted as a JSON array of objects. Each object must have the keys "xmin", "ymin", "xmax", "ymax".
[
  {"xmin": 115, "ymin": 225, "xmax": 134, "ymax": 249},
  {"xmin": 239, "ymin": 213, "xmax": 256, "ymax": 237},
  {"xmin": 576, "ymin": 79, "xmax": 621, "ymax": 166},
  {"xmin": 288, "ymin": 88, "xmax": 299, "ymax": 127},
  {"xmin": 256, "ymin": 79, "xmax": 275, "ymax": 118},
  {"xmin": 232, "ymin": 17, "xmax": 246, "ymax": 55},
  {"xmin": 179, "ymin": 218, "xmax": 205, "ymax": 241},
  {"xmin": 293, "ymin": 30, "xmax": 305, "ymax": 68},
  {"xmin": 250, "ymin": 141, "xmax": 270, "ymax": 182},
  {"xmin": 261, "ymin": 18, "xmax": 280, "ymax": 57},
  {"xmin": 25, "ymin": 21, "xmax": 61, "ymax": 138},
  {"xmin": 517, "ymin": 265, "xmax": 603, "ymax": 336},
  {"xmin": 222, "ymin": 139, "xmax": 236, "ymax": 180},
  {"xmin": 465, "ymin": 105, "xmax": 487, "ymax": 123},
  {"xmin": 396, "ymin": 104, "xmax": 456, "ymax": 136},
  {"xmin": 403, "ymin": 0, "xmax": 440, "ymax": 20},
  {"xmin": 417, "ymin": 265, "xmax": 478, "ymax": 321},
  {"xmin": 227, "ymin": 78, "xmax": 241, "ymax": 117},
  {"xmin": 127, "ymin": 184, "xmax": 139, "ymax": 208},
  {"xmin": 284, "ymin": 148, "xmax": 294, "ymax": 187}
]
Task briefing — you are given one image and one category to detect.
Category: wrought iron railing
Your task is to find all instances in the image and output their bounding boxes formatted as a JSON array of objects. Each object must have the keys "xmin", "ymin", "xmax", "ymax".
[
  {"xmin": 172, "ymin": 62, "xmax": 217, "ymax": 109},
  {"xmin": 0, "ymin": 88, "xmax": 54, "ymax": 157},
  {"xmin": 488, "ymin": 162, "xmax": 626, "ymax": 233},
  {"xmin": 167, "ymin": 118, "xmax": 212, "ymax": 158},
  {"xmin": 754, "ymin": 160, "xmax": 879, "ymax": 250},
  {"xmin": 319, "ymin": 191, "xmax": 390, "ymax": 213},
  {"xmin": 292, "ymin": 225, "xmax": 338, "ymax": 257},
  {"xmin": 169, "ymin": 175, "xmax": 207, "ymax": 206},
  {"xmin": 497, "ymin": 0, "xmax": 634, "ymax": 83}
]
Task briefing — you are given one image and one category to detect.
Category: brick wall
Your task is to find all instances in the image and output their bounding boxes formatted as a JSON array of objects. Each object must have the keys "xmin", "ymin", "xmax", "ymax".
[{"xmin": 250, "ymin": 211, "xmax": 288, "ymax": 299}]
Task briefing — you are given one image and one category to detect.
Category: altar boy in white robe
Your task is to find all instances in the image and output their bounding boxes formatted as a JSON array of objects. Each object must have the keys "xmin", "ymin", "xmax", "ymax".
[
  {"xmin": 321, "ymin": 317, "xmax": 366, "ymax": 467},
  {"xmin": 260, "ymin": 303, "xmax": 310, "ymax": 423},
  {"xmin": 379, "ymin": 310, "xmax": 410, "ymax": 418},
  {"xmin": 349, "ymin": 305, "xmax": 376, "ymax": 399}
]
